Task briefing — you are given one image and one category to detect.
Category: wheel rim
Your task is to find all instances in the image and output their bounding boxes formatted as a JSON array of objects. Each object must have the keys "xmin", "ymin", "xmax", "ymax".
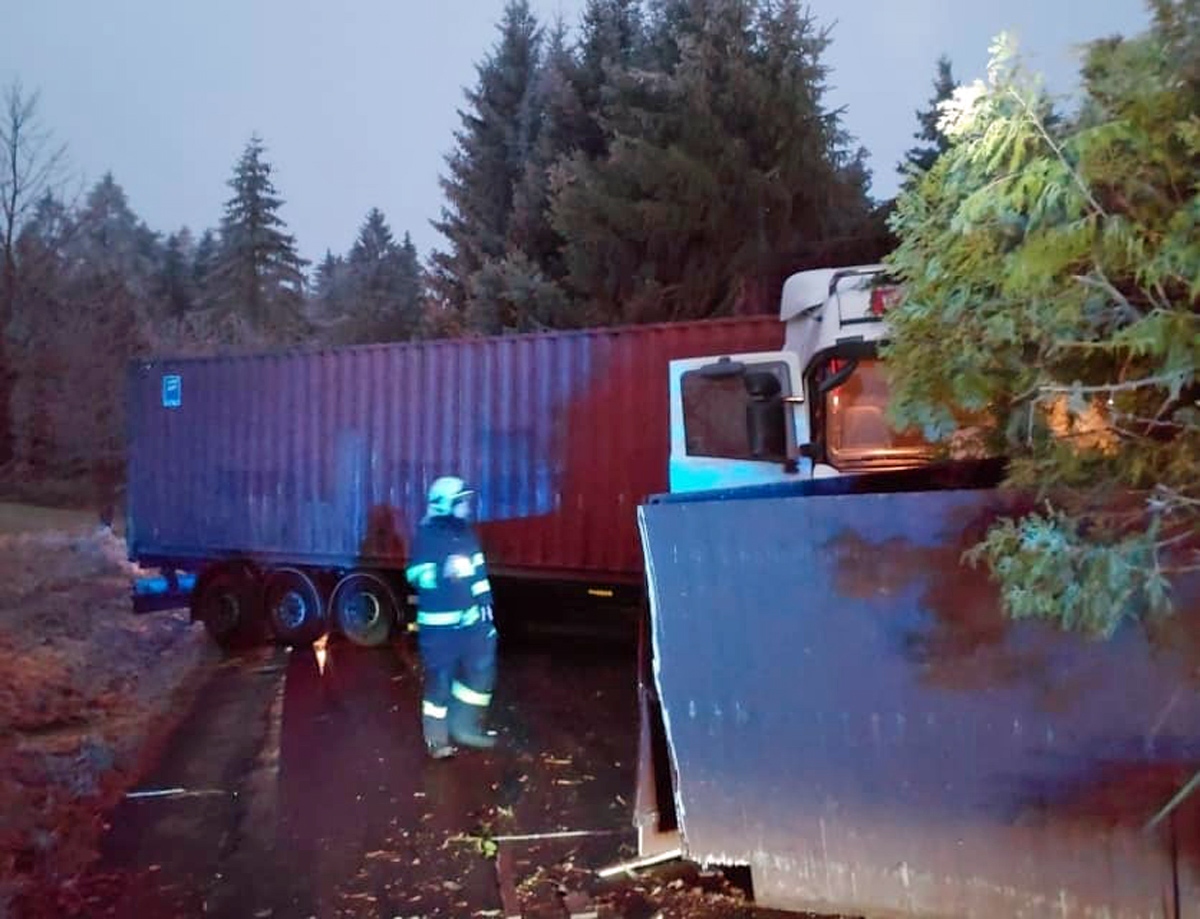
[
  {"xmin": 275, "ymin": 589, "xmax": 308, "ymax": 631},
  {"xmin": 344, "ymin": 591, "xmax": 381, "ymax": 631}
]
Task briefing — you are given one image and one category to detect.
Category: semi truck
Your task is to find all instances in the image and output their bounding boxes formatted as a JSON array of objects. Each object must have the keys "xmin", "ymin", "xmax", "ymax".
[{"xmin": 126, "ymin": 263, "xmax": 938, "ymax": 650}]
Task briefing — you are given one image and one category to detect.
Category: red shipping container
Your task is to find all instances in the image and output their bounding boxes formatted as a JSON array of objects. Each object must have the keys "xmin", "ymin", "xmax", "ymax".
[{"xmin": 127, "ymin": 317, "xmax": 782, "ymax": 584}]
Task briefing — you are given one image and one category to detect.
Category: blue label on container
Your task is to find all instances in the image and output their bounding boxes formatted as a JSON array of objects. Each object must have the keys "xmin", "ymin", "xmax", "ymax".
[{"xmin": 162, "ymin": 374, "xmax": 182, "ymax": 408}]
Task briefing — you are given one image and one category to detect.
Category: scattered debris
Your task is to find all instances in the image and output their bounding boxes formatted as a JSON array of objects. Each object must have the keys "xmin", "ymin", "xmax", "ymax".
[
  {"xmin": 560, "ymin": 887, "xmax": 598, "ymax": 918},
  {"xmin": 126, "ymin": 787, "xmax": 227, "ymax": 800},
  {"xmin": 494, "ymin": 844, "xmax": 522, "ymax": 919},
  {"xmin": 597, "ymin": 848, "xmax": 683, "ymax": 879},
  {"xmin": 493, "ymin": 829, "xmax": 623, "ymax": 843}
]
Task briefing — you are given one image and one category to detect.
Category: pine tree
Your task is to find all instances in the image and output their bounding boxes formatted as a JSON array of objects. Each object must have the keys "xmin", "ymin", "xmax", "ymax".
[
  {"xmin": 211, "ymin": 135, "xmax": 308, "ymax": 339},
  {"xmin": 311, "ymin": 210, "xmax": 426, "ymax": 344},
  {"xmin": 350, "ymin": 207, "xmax": 395, "ymax": 265},
  {"xmin": 311, "ymin": 248, "xmax": 348, "ymax": 324},
  {"xmin": 899, "ymin": 55, "xmax": 958, "ymax": 177},
  {"xmin": 191, "ymin": 228, "xmax": 219, "ymax": 311},
  {"xmin": 340, "ymin": 208, "xmax": 423, "ymax": 343},
  {"xmin": 470, "ymin": 18, "xmax": 585, "ymax": 333},
  {"xmin": 379, "ymin": 231, "xmax": 424, "ymax": 341},
  {"xmin": 72, "ymin": 173, "xmax": 159, "ymax": 289},
  {"xmin": 430, "ymin": 0, "xmax": 544, "ymax": 311},
  {"xmin": 158, "ymin": 228, "xmax": 195, "ymax": 317}
]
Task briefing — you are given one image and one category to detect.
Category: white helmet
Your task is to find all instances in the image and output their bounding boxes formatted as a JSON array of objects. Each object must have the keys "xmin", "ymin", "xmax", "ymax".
[{"xmin": 426, "ymin": 475, "xmax": 474, "ymax": 519}]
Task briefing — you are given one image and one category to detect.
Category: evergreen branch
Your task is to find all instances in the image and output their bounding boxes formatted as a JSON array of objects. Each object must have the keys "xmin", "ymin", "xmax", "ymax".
[{"xmin": 1006, "ymin": 87, "xmax": 1107, "ymax": 218}]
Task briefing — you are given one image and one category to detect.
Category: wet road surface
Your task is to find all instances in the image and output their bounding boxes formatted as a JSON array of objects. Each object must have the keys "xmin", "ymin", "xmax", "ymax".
[{"xmin": 26, "ymin": 635, "xmax": 639, "ymax": 918}]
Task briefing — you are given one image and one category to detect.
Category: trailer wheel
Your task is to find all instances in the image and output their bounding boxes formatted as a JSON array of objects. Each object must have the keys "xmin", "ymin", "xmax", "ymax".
[
  {"xmin": 264, "ymin": 568, "xmax": 326, "ymax": 647},
  {"xmin": 331, "ymin": 571, "xmax": 398, "ymax": 647},
  {"xmin": 192, "ymin": 563, "xmax": 263, "ymax": 649}
]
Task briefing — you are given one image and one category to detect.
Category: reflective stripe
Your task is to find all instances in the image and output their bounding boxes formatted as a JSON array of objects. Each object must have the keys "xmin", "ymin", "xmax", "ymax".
[
  {"xmin": 406, "ymin": 562, "xmax": 433, "ymax": 580},
  {"xmin": 417, "ymin": 610, "xmax": 463, "ymax": 627},
  {"xmin": 471, "ymin": 552, "xmax": 485, "ymax": 568},
  {"xmin": 406, "ymin": 563, "xmax": 437, "ymax": 590},
  {"xmin": 451, "ymin": 680, "xmax": 492, "ymax": 707},
  {"xmin": 444, "ymin": 554, "xmax": 475, "ymax": 579},
  {"xmin": 422, "ymin": 700, "xmax": 448, "ymax": 719},
  {"xmin": 471, "ymin": 578, "xmax": 492, "ymax": 597},
  {"xmin": 459, "ymin": 605, "xmax": 481, "ymax": 626}
]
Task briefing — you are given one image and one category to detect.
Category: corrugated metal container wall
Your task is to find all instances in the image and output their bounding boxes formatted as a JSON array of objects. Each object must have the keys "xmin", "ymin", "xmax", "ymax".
[{"xmin": 127, "ymin": 317, "xmax": 782, "ymax": 581}]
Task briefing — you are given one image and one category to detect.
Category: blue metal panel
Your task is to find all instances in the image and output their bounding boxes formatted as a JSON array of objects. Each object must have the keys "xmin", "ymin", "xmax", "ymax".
[{"xmin": 639, "ymin": 486, "xmax": 1200, "ymax": 917}]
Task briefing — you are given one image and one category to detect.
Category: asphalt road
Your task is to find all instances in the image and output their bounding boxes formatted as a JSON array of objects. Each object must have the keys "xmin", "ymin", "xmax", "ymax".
[{"xmin": 23, "ymin": 635, "xmax": 639, "ymax": 918}]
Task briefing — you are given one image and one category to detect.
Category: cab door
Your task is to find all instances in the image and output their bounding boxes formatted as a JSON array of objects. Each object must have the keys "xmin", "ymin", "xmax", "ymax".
[{"xmin": 667, "ymin": 351, "xmax": 808, "ymax": 494}]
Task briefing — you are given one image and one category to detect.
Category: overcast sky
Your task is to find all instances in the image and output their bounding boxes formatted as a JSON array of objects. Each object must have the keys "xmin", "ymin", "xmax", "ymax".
[{"xmin": 2, "ymin": 0, "xmax": 1151, "ymax": 267}]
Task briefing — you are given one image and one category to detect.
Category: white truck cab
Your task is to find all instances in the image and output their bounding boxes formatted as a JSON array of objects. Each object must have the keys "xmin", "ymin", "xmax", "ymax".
[{"xmin": 668, "ymin": 265, "xmax": 935, "ymax": 493}]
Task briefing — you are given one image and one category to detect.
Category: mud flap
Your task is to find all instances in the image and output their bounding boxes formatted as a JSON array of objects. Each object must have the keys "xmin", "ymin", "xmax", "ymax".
[
  {"xmin": 637, "ymin": 484, "xmax": 1200, "ymax": 917},
  {"xmin": 132, "ymin": 571, "xmax": 196, "ymax": 614},
  {"xmin": 632, "ymin": 599, "xmax": 680, "ymax": 858}
]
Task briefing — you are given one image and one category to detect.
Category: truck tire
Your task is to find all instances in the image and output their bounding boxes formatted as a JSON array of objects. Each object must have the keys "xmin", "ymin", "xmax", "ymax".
[
  {"xmin": 264, "ymin": 567, "xmax": 326, "ymax": 647},
  {"xmin": 331, "ymin": 571, "xmax": 398, "ymax": 647},
  {"xmin": 192, "ymin": 563, "xmax": 263, "ymax": 649}
]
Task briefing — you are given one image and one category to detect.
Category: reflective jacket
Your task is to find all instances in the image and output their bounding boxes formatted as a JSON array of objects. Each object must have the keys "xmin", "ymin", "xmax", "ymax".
[{"xmin": 405, "ymin": 517, "xmax": 493, "ymax": 628}]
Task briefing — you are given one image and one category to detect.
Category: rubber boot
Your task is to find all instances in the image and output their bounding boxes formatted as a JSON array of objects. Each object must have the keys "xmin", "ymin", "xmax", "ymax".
[
  {"xmin": 422, "ymin": 714, "xmax": 457, "ymax": 759},
  {"xmin": 449, "ymin": 702, "xmax": 497, "ymax": 750}
]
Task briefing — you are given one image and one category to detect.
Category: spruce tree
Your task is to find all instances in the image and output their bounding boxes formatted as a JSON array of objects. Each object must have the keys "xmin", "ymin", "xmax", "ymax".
[
  {"xmin": 342, "ymin": 208, "xmax": 423, "ymax": 342},
  {"xmin": 158, "ymin": 228, "xmax": 195, "ymax": 317},
  {"xmin": 550, "ymin": 0, "xmax": 875, "ymax": 323},
  {"xmin": 311, "ymin": 249, "xmax": 347, "ymax": 322},
  {"xmin": 191, "ymin": 228, "xmax": 219, "ymax": 311},
  {"xmin": 899, "ymin": 55, "xmax": 958, "ymax": 177},
  {"xmin": 380, "ymin": 231, "xmax": 424, "ymax": 341},
  {"xmin": 471, "ymin": 19, "xmax": 583, "ymax": 333},
  {"xmin": 211, "ymin": 135, "xmax": 308, "ymax": 338},
  {"xmin": 430, "ymin": 0, "xmax": 544, "ymax": 311},
  {"xmin": 574, "ymin": 0, "xmax": 644, "ymax": 158}
]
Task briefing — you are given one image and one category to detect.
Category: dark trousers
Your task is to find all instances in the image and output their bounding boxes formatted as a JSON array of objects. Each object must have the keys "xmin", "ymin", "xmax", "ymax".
[{"xmin": 418, "ymin": 621, "xmax": 497, "ymax": 746}]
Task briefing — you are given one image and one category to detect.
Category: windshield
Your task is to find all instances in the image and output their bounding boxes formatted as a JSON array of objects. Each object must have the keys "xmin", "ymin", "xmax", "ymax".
[{"xmin": 822, "ymin": 357, "xmax": 933, "ymax": 467}]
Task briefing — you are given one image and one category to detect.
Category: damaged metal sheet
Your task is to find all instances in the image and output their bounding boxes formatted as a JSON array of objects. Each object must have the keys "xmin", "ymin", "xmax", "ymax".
[{"xmin": 638, "ymin": 484, "xmax": 1200, "ymax": 918}]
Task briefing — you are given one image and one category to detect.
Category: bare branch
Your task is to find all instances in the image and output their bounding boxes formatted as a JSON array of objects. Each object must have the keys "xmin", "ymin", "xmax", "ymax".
[
  {"xmin": 1, "ymin": 79, "xmax": 69, "ymax": 252},
  {"xmin": 1034, "ymin": 372, "xmax": 1193, "ymax": 397},
  {"xmin": 1072, "ymin": 271, "xmax": 1142, "ymax": 324}
]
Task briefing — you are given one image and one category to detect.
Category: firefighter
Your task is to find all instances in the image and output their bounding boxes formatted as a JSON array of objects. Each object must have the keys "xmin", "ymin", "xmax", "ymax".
[{"xmin": 405, "ymin": 476, "xmax": 498, "ymax": 759}]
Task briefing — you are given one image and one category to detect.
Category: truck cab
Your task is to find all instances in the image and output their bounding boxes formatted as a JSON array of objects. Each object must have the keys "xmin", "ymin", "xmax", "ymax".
[{"xmin": 668, "ymin": 265, "xmax": 935, "ymax": 493}]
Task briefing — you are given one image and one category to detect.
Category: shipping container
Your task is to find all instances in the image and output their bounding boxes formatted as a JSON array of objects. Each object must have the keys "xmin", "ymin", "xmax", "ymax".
[{"xmin": 127, "ymin": 317, "xmax": 782, "ymax": 641}]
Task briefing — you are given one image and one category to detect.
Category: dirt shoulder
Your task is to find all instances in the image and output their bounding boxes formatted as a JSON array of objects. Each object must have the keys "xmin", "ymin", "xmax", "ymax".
[{"xmin": 0, "ymin": 515, "xmax": 216, "ymax": 914}]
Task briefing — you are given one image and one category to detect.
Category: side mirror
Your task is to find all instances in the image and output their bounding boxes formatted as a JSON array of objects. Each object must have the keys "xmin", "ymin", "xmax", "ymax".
[
  {"xmin": 818, "ymin": 357, "xmax": 859, "ymax": 394},
  {"xmin": 744, "ymin": 371, "xmax": 786, "ymax": 460}
]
